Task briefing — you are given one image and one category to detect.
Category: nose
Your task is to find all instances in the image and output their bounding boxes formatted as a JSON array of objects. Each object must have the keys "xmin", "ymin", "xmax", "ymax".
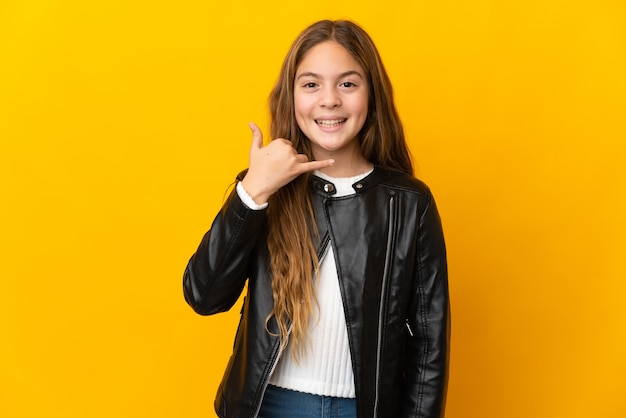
[{"xmin": 319, "ymin": 86, "xmax": 341, "ymax": 108}]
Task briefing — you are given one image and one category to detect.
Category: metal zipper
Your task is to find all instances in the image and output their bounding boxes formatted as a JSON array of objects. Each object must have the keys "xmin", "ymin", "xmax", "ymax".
[{"xmin": 373, "ymin": 196, "xmax": 397, "ymax": 417}]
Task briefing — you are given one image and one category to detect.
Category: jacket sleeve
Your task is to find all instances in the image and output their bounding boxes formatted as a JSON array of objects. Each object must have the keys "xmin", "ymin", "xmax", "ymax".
[
  {"xmin": 402, "ymin": 192, "xmax": 450, "ymax": 418},
  {"xmin": 183, "ymin": 185, "xmax": 267, "ymax": 315}
]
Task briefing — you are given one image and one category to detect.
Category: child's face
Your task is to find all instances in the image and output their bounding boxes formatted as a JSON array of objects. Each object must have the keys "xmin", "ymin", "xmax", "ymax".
[{"xmin": 294, "ymin": 41, "xmax": 368, "ymax": 161}]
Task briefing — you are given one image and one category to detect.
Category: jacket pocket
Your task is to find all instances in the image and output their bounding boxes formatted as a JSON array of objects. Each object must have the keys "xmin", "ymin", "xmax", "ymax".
[{"xmin": 405, "ymin": 318, "xmax": 415, "ymax": 337}]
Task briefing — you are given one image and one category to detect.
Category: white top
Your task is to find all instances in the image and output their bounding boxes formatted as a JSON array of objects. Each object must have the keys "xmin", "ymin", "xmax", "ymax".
[{"xmin": 267, "ymin": 169, "xmax": 373, "ymax": 398}]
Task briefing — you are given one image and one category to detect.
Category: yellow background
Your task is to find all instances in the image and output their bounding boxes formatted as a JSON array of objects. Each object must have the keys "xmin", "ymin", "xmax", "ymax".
[{"xmin": 2, "ymin": 1, "xmax": 625, "ymax": 417}]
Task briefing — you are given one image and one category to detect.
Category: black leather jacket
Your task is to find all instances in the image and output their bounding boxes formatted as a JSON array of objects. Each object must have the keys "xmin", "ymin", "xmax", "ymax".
[{"xmin": 183, "ymin": 166, "xmax": 450, "ymax": 418}]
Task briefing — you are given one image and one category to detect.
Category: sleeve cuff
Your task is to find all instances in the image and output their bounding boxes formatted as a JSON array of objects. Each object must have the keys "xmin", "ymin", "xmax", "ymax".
[{"xmin": 236, "ymin": 181, "xmax": 268, "ymax": 210}]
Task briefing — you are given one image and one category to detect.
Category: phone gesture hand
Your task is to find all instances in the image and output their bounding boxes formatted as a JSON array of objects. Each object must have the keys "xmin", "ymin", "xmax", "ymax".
[{"xmin": 241, "ymin": 122, "xmax": 334, "ymax": 204}]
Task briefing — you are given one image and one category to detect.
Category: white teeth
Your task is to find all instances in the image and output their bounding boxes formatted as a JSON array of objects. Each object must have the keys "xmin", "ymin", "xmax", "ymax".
[{"xmin": 316, "ymin": 119, "xmax": 346, "ymax": 127}]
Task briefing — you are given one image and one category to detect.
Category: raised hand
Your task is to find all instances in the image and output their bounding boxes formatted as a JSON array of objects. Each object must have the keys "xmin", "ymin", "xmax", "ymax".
[{"xmin": 240, "ymin": 122, "xmax": 334, "ymax": 205}]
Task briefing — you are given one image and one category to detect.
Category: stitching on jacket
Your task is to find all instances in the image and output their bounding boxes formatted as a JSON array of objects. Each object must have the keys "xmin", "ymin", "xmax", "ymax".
[{"xmin": 414, "ymin": 195, "xmax": 433, "ymax": 417}]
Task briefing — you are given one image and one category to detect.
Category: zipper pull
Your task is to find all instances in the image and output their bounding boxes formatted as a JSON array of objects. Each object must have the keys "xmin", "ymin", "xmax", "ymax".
[{"xmin": 405, "ymin": 319, "xmax": 414, "ymax": 337}]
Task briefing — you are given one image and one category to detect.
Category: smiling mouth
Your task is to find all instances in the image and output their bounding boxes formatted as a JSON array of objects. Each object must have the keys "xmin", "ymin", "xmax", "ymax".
[{"xmin": 315, "ymin": 119, "xmax": 347, "ymax": 127}]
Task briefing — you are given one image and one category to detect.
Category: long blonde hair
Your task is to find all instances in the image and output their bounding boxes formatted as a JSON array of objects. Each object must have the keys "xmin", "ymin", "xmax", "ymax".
[{"xmin": 266, "ymin": 20, "xmax": 413, "ymax": 359}]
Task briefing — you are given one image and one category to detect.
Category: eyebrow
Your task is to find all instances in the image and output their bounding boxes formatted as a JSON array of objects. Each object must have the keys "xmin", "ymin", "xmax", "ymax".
[{"xmin": 295, "ymin": 70, "xmax": 364, "ymax": 80}]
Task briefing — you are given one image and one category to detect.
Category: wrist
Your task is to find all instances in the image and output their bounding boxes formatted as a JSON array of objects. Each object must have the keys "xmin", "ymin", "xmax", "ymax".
[{"xmin": 240, "ymin": 178, "xmax": 271, "ymax": 206}]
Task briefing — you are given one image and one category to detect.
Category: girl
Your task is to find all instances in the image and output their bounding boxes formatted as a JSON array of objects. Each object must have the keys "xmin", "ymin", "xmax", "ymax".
[{"xmin": 184, "ymin": 20, "xmax": 450, "ymax": 418}]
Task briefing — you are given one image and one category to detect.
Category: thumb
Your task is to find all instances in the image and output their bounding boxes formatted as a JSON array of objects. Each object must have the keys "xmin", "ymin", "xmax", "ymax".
[{"xmin": 248, "ymin": 122, "xmax": 264, "ymax": 151}]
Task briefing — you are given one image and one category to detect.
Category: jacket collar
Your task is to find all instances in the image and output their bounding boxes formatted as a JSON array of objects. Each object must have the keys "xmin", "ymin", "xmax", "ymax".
[{"xmin": 310, "ymin": 165, "xmax": 390, "ymax": 197}]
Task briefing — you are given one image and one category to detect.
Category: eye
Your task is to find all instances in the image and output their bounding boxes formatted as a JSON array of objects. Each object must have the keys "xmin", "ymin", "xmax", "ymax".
[
  {"xmin": 340, "ymin": 81, "xmax": 356, "ymax": 88},
  {"xmin": 303, "ymin": 82, "xmax": 318, "ymax": 88}
]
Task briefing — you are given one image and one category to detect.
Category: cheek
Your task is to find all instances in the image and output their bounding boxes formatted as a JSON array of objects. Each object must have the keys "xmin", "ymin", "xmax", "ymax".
[
  {"xmin": 293, "ymin": 95, "xmax": 305, "ymax": 119},
  {"xmin": 293, "ymin": 98, "xmax": 307, "ymax": 131},
  {"xmin": 355, "ymin": 95, "xmax": 369, "ymax": 121},
  {"xmin": 350, "ymin": 90, "xmax": 368, "ymax": 110},
  {"xmin": 294, "ymin": 94, "xmax": 311, "ymax": 115}
]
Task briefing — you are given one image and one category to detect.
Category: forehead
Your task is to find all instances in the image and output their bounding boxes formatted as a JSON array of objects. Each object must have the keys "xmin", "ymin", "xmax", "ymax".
[{"xmin": 296, "ymin": 41, "xmax": 364, "ymax": 76}]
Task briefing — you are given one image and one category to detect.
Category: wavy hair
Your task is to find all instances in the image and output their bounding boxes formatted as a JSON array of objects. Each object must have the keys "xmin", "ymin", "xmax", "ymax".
[{"xmin": 266, "ymin": 20, "xmax": 413, "ymax": 359}]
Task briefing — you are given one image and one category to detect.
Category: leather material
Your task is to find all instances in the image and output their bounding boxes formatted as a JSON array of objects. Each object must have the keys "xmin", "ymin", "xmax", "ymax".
[{"xmin": 184, "ymin": 166, "xmax": 450, "ymax": 418}]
